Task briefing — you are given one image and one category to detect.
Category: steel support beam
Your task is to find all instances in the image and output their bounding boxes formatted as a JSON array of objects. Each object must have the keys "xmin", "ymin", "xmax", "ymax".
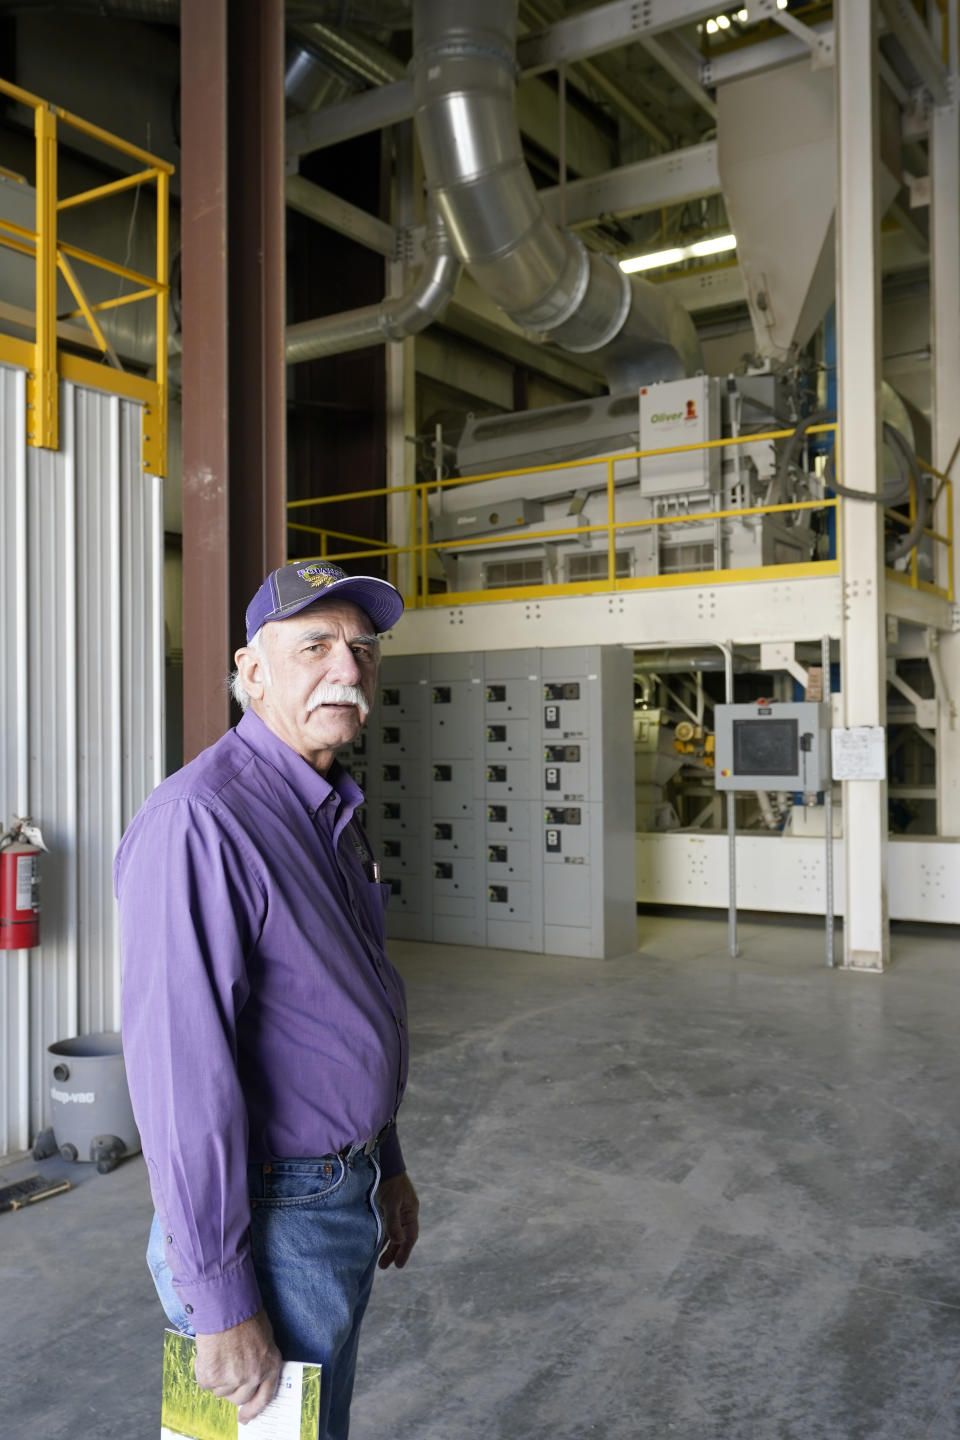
[
  {"xmin": 701, "ymin": 26, "xmax": 832, "ymax": 87},
  {"xmin": 835, "ymin": 1, "xmax": 889, "ymax": 970},
  {"xmin": 879, "ymin": 0, "xmax": 949, "ymax": 103},
  {"xmin": 518, "ymin": 0, "xmax": 720, "ymax": 74},
  {"xmin": 540, "ymin": 141, "xmax": 720, "ymax": 228},
  {"xmin": 286, "ymin": 79, "xmax": 414, "ymax": 157},
  {"xmin": 931, "ymin": 8, "xmax": 960, "ymax": 833},
  {"xmin": 639, "ymin": 33, "xmax": 718, "ymax": 121},
  {"xmin": 285, "ymin": 174, "xmax": 398, "ymax": 258},
  {"xmin": 181, "ymin": 0, "xmax": 286, "ymax": 760}
]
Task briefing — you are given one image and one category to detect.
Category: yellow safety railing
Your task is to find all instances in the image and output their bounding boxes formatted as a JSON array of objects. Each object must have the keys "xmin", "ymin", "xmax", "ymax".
[
  {"xmin": 0, "ymin": 77, "xmax": 172, "ymax": 476},
  {"xmin": 885, "ymin": 458, "xmax": 955, "ymax": 603},
  {"xmin": 288, "ymin": 423, "xmax": 954, "ymax": 610}
]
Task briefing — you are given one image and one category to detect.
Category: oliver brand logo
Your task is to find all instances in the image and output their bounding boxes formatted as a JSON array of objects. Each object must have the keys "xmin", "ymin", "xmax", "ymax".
[
  {"xmin": 651, "ymin": 400, "xmax": 698, "ymax": 423},
  {"xmin": 51, "ymin": 1086, "xmax": 95, "ymax": 1104}
]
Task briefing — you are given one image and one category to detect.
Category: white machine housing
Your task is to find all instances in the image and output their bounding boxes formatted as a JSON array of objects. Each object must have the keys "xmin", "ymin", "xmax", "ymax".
[{"xmin": 435, "ymin": 374, "xmax": 816, "ymax": 593}]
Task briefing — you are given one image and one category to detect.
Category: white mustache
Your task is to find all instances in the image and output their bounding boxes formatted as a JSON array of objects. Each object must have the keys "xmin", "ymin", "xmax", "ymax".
[{"xmin": 305, "ymin": 681, "xmax": 369, "ymax": 716}]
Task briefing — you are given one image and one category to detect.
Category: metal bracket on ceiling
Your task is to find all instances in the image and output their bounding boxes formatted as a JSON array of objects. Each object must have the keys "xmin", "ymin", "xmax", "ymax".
[{"xmin": 753, "ymin": 0, "xmax": 835, "ymax": 70}]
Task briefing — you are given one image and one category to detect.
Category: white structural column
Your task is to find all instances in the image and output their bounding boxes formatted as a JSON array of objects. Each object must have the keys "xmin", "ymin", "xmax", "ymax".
[
  {"xmin": 836, "ymin": 1, "xmax": 889, "ymax": 970},
  {"xmin": 386, "ymin": 125, "xmax": 417, "ymax": 602},
  {"xmin": 932, "ymin": 5, "xmax": 960, "ymax": 833}
]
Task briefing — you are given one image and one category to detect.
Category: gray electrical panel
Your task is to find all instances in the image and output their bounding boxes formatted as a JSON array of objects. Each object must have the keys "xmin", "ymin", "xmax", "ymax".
[
  {"xmin": 352, "ymin": 645, "xmax": 635, "ymax": 960},
  {"xmin": 714, "ymin": 701, "xmax": 832, "ymax": 792}
]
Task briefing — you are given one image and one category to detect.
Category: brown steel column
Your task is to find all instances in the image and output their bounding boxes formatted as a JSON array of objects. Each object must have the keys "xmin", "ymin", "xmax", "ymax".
[{"xmin": 180, "ymin": 0, "xmax": 286, "ymax": 762}]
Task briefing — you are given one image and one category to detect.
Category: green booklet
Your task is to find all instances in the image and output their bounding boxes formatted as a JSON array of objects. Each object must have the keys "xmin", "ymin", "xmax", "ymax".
[{"xmin": 161, "ymin": 1331, "xmax": 322, "ymax": 1440}]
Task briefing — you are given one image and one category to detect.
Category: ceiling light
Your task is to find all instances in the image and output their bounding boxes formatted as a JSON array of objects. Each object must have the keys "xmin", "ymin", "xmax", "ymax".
[
  {"xmin": 619, "ymin": 234, "xmax": 737, "ymax": 275},
  {"xmin": 620, "ymin": 246, "xmax": 686, "ymax": 274},
  {"xmin": 716, "ymin": 13, "xmax": 731, "ymax": 28},
  {"xmin": 736, "ymin": 7, "xmax": 749, "ymax": 18},
  {"xmin": 688, "ymin": 233, "xmax": 738, "ymax": 257},
  {"xmin": 777, "ymin": 0, "xmax": 788, "ymax": 8},
  {"xmin": 706, "ymin": 17, "xmax": 718, "ymax": 32}
]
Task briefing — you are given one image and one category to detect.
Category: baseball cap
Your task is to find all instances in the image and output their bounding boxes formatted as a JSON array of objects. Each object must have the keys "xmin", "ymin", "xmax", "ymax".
[{"xmin": 245, "ymin": 561, "xmax": 404, "ymax": 641}]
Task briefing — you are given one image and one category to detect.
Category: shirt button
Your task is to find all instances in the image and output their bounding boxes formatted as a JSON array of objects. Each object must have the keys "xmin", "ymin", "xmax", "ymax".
[
  {"xmin": 184, "ymin": 1304, "xmax": 194, "ymax": 1315},
  {"xmin": 166, "ymin": 1234, "xmax": 173, "ymax": 1245}
]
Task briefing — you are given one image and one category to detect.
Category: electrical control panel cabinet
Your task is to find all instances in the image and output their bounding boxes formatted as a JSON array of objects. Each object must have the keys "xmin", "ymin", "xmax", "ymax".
[
  {"xmin": 432, "ymin": 815, "xmax": 482, "ymax": 858},
  {"xmin": 359, "ymin": 645, "xmax": 634, "ymax": 958},
  {"xmin": 429, "ymin": 653, "xmax": 484, "ymax": 760},
  {"xmin": 714, "ymin": 701, "xmax": 832, "ymax": 792},
  {"xmin": 485, "ymin": 800, "xmax": 534, "ymax": 842},
  {"xmin": 485, "ymin": 716, "xmax": 533, "ymax": 759},
  {"xmin": 485, "ymin": 758, "xmax": 535, "ymax": 800},
  {"xmin": 639, "ymin": 375, "xmax": 721, "ymax": 496}
]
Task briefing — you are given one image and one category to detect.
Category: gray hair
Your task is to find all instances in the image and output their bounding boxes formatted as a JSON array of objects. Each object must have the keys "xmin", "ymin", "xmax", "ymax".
[{"xmin": 229, "ymin": 627, "xmax": 269, "ymax": 713}]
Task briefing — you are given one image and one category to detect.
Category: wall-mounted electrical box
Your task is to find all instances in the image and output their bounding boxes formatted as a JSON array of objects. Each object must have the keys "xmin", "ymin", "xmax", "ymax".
[{"xmin": 714, "ymin": 701, "xmax": 832, "ymax": 792}]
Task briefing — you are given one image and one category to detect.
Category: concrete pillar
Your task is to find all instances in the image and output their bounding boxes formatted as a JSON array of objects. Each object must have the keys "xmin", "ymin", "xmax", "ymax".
[{"xmin": 836, "ymin": 0, "xmax": 889, "ymax": 970}]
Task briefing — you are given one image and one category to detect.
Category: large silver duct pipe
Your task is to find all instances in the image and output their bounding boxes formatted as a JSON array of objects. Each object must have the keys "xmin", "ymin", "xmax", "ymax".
[
  {"xmin": 411, "ymin": 0, "xmax": 702, "ymax": 393},
  {"xmin": 285, "ymin": 203, "xmax": 460, "ymax": 364}
]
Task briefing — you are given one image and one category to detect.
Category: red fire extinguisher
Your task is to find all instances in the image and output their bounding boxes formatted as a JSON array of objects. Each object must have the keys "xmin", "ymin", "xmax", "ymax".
[{"xmin": 0, "ymin": 817, "xmax": 46, "ymax": 951}]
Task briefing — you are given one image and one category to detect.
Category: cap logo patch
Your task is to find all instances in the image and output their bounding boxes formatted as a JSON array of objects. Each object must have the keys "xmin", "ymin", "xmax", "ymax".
[{"xmin": 297, "ymin": 563, "xmax": 346, "ymax": 590}]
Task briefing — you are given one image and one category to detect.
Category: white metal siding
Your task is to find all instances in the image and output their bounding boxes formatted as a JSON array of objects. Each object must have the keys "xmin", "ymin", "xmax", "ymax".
[{"xmin": 0, "ymin": 367, "xmax": 163, "ymax": 1154}]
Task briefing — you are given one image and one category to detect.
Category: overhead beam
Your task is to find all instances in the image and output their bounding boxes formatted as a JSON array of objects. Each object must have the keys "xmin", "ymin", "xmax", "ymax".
[
  {"xmin": 284, "ymin": 173, "xmax": 397, "ymax": 257},
  {"xmin": 444, "ymin": 275, "xmax": 605, "ymax": 395},
  {"xmin": 518, "ymin": 0, "xmax": 720, "ymax": 75},
  {"xmin": 701, "ymin": 26, "xmax": 832, "ymax": 86},
  {"xmin": 540, "ymin": 141, "xmax": 720, "ymax": 228},
  {"xmin": 286, "ymin": 79, "xmax": 413, "ymax": 156},
  {"xmin": 640, "ymin": 33, "xmax": 718, "ymax": 121},
  {"xmin": 878, "ymin": 0, "xmax": 949, "ymax": 103}
]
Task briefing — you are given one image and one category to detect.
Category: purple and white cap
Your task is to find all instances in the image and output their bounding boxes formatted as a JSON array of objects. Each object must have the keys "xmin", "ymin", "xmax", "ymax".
[{"xmin": 245, "ymin": 561, "xmax": 404, "ymax": 641}]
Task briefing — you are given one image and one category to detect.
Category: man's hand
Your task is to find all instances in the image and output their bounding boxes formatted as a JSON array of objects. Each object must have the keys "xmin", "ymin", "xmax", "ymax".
[
  {"xmin": 377, "ymin": 1171, "xmax": 420, "ymax": 1270},
  {"xmin": 194, "ymin": 1308, "xmax": 282, "ymax": 1425}
]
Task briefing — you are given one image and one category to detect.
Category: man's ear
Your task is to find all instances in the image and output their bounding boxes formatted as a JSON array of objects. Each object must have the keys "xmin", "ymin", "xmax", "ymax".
[{"xmin": 234, "ymin": 646, "xmax": 267, "ymax": 704}]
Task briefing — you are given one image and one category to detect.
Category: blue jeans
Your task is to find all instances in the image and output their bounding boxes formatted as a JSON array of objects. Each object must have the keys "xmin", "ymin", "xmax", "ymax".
[{"xmin": 147, "ymin": 1151, "xmax": 383, "ymax": 1440}]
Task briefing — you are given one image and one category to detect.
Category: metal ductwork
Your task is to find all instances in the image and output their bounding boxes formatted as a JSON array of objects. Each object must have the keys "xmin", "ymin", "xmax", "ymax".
[
  {"xmin": 410, "ymin": 0, "xmax": 702, "ymax": 394},
  {"xmin": 285, "ymin": 203, "xmax": 461, "ymax": 364}
]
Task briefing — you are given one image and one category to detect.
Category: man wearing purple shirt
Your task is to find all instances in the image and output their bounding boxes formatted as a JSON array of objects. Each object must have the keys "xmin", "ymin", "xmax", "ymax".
[{"xmin": 117, "ymin": 561, "xmax": 418, "ymax": 1437}]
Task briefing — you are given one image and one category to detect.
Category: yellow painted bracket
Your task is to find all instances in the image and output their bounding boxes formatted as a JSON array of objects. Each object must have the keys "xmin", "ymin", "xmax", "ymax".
[{"xmin": 30, "ymin": 104, "xmax": 58, "ymax": 452}]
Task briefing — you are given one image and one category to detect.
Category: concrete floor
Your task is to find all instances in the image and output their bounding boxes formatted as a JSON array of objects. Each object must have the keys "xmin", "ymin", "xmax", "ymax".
[{"xmin": 3, "ymin": 913, "xmax": 960, "ymax": 1439}]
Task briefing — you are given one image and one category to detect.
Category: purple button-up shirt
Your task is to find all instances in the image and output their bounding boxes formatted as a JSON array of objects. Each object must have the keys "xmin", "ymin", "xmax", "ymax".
[{"xmin": 116, "ymin": 710, "xmax": 408, "ymax": 1334}]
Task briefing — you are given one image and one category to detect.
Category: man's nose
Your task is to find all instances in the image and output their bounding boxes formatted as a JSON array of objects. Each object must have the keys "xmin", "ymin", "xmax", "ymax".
[{"xmin": 325, "ymin": 639, "xmax": 362, "ymax": 687}]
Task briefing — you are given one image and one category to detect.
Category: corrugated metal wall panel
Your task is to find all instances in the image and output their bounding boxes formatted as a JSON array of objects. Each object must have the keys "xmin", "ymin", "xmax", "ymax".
[
  {"xmin": 0, "ymin": 370, "xmax": 163, "ymax": 1154},
  {"xmin": 0, "ymin": 365, "xmax": 30, "ymax": 1154}
]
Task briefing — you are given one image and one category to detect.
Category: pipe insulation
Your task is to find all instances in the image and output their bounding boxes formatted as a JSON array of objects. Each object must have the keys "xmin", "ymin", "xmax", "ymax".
[
  {"xmin": 285, "ymin": 203, "xmax": 461, "ymax": 364},
  {"xmin": 411, "ymin": 0, "xmax": 702, "ymax": 393}
]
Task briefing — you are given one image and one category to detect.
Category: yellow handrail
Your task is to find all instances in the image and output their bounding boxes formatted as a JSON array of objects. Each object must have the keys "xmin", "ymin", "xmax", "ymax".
[
  {"xmin": 0, "ymin": 75, "xmax": 171, "ymax": 475},
  {"xmin": 286, "ymin": 422, "xmax": 955, "ymax": 609}
]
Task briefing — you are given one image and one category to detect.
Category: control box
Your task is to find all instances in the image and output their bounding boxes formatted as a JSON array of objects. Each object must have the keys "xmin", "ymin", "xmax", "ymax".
[{"xmin": 714, "ymin": 701, "xmax": 832, "ymax": 792}]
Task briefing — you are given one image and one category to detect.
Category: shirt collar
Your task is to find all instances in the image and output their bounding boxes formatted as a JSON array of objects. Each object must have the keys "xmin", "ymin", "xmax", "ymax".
[{"xmin": 236, "ymin": 710, "xmax": 364, "ymax": 820}]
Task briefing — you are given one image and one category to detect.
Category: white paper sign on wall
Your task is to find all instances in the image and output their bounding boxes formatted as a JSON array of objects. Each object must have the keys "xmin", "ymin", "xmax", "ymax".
[{"xmin": 831, "ymin": 726, "xmax": 886, "ymax": 781}]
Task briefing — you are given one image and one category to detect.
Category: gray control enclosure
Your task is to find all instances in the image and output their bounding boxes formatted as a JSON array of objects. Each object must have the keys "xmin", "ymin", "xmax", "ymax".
[
  {"xmin": 347, "ymin": 646, "xmax": 636, "ymax": 958},
  {"xmin": 714, "ymin": 701, "xmax": 832, "ymax": 792}
]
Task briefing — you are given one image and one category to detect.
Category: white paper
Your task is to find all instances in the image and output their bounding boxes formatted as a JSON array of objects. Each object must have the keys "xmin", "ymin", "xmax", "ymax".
[
  {"xmin": 15, "ymin": 854, "xmax": 34, "ymax": 912},
  {"xmin": 244, "ymin": 1364, "xmax": 303, "ymax": 1438},
  {"xmin": 831, "ymin": 726, "xmax": 886, "ymax": 781}
]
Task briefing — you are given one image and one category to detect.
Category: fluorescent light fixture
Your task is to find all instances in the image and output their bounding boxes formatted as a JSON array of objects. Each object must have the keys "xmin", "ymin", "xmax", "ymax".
[
  {"xmin": 688, "ymin": 233, "xmax": 738, "ymax": 258},
  {"xmin": 619, "ymin": 246, "xmax": 686, "ymax": 274},
  {"xmin": 619, "ymin": 233, "xmax": 737, "ymax": 275}
]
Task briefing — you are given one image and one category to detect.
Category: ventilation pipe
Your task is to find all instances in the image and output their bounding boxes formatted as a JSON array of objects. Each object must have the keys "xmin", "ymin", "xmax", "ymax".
[
  {"xmin": 285, "ymin": 203, "xmax": 461, "ymax": 364},
  {"xmin": 411, "ymin": 0, "xmax": 702, "ymax": 393}
]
